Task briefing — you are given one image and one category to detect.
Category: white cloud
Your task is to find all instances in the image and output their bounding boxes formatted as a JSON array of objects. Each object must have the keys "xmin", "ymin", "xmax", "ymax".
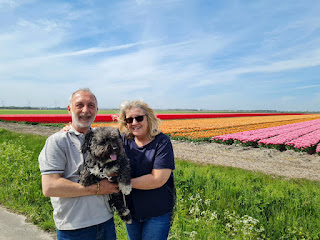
[
  {"xmin": 0, "ymin": 0, "xmax": 320, "ymax": 111},
  {"xmin": 294, "ymin": 85, "xmax": 320, "ymax": 90},
  {"xmin": 0, "ymin": 0, "xmax": 19, "ymax": 9}
]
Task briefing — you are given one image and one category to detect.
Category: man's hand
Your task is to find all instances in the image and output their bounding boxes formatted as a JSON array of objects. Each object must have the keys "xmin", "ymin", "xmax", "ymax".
[{"xmin": 98, "ymin": 178, "xmax": 120, "ymax": 195}]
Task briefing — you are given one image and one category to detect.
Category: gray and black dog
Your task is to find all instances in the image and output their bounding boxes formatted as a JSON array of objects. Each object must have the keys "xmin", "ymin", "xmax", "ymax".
[{"xmin": 80, "ymin": 127, "xmax": 132, "ymax": 224}]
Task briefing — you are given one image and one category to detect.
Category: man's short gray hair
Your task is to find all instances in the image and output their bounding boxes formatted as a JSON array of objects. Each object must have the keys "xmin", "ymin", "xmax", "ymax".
[{"xmin": 69, "ymin": 88, "xmax": 98, "ymax": 107}]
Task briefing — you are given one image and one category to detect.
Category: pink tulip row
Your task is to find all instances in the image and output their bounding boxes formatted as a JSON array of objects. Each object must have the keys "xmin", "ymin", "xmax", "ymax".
[
  {"xmin": 258, "ymin": 123, "xmax": 320, "ymax": 146},
  {"xmin": 212, "ymin": 119, "xmax": 320, "ymax": 154},
  {"xmin": 212, "ymin": 119, "xmax": 320, "ymax": 143},
  {"xmin": 285, "ymin": 129, "xmax": 320, "ymax": 150}
]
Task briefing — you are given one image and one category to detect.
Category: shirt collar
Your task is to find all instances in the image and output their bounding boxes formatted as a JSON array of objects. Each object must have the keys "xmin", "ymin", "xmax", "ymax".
[{"xmin": 69, "ymin": 126, "xmax": 92, "ymax": 136}]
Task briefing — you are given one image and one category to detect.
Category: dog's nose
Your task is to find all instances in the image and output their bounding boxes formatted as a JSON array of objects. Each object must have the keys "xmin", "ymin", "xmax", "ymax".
[
  {"xmin": 108, "ymin": 144, "xmax": 118, "ymax": 152},
  {"xmin": 111, "ymin": 143, "xmax": 118, "ymax": 150}
]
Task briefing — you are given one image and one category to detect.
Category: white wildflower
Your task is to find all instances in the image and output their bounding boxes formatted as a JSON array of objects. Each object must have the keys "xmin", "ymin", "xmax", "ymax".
[
  {"xmin": 189, "ymin": 231, "xmax": 197, "ymax": 239},
  {"xmin": 210, "ymin": 212, "xmax": 218, "ymax": 220}
]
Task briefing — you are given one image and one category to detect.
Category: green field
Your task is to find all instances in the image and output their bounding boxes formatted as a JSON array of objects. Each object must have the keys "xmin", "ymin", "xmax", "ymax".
[
  {"xmin": 0, "ymin": 128, "xmax": 319, "ymax": 239},
  {"xmin": 0, "ymin": 109, "xmax": 250, "ymax": 115},
  {"xmin": 0, "ymin": 109, "xmax": 117, "ymax": 114}
]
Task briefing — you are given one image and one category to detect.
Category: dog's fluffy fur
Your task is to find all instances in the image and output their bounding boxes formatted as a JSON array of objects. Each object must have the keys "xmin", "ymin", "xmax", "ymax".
[{"xmin": 80, "ymin": 127, "xmax": 132, "ymax": 224}]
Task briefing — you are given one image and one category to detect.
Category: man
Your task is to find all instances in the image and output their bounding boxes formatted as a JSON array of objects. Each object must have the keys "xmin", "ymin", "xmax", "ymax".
[{"xmin": 39, "ymin": 88, "xmax": 119, "ymax": 240}]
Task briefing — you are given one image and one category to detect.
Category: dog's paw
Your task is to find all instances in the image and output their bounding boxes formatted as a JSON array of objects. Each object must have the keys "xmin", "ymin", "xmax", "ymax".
[
  {"xmin": 119, "ymin": 183, "xmax": 132, "ymax": 195},
  {"xmin": 89, "ymin": 165, "xmax": 101, "ymax": 176},
  {"xmin": 121, "ymin": 209, "xmax": 132, "ymax": 224},
  {"xmin": 122, "ymin": 208, "xmax": 131, "ymax": 216},
  {"xmin": 124, "ymin": 219, "xmax": 132, "ymax": 224}
]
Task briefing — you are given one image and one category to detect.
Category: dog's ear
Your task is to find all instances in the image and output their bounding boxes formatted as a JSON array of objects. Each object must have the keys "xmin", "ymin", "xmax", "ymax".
[
  {"xmin": 116, "ymin": 128, "xmax": 121, "ymax": 138},
  {"xmin": 81, "ymin": 130, "xmax": 94, "ymax": 154}
]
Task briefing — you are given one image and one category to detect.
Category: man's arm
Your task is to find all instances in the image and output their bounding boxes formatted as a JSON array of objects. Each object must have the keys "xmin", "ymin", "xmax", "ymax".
[{"xmin": 42, "ymin": 174, "xmax": 119, "ymax": 198}]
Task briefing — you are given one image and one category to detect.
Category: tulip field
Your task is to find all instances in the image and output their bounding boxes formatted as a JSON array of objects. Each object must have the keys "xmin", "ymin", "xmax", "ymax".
[
  {"xmin": 160, "ymin": 114, "xmax": 320, "ymax": 141},
  {"xmin": 0, "ymin": 112, "xmax": 306, "ymax": 123},
  {"xmin": 92, "ymin": 113, "xmax": 320, "ymax": 154},
  {"xmin": 2, "ymin": 111, "xmax": 320, "ymax": 154},
  {"xmin": 212, "ymin": 118, "xmax": 320, "ymax": 154}
]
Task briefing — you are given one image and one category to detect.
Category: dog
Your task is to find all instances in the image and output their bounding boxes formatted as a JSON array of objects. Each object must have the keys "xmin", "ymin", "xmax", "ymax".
[{"xmin": 79, "ymin": 127, "xmax": 132, "ymax": 224}]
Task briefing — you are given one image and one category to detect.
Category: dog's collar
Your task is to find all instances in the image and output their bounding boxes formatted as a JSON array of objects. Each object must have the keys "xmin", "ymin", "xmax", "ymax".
[{"xmin": 105, "ymin": 175, "xmax": 113, "ymax": 181}]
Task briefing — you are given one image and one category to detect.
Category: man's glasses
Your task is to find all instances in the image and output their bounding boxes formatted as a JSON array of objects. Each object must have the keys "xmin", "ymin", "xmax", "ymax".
[{"xmin": 125, "ymin": 115, "xmax": 146, "ymax": 124}]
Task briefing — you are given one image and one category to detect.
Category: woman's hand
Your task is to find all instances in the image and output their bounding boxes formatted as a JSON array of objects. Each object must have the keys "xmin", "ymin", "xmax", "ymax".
[{"xmin": 61, "ymin": 122, "xmax": 72, "ymax": 132}]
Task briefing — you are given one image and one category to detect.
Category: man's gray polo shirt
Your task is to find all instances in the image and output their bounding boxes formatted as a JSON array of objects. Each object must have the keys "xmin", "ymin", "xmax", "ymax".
[{"xmin": 38, "ymin": 127, "xmax": 113, "ymax": 230}]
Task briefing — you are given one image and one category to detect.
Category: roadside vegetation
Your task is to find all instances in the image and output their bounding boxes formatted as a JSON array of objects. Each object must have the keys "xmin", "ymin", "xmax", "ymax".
[{"xmin": 1, "ymin": 129, "xmax": 320, "ymax": 239}]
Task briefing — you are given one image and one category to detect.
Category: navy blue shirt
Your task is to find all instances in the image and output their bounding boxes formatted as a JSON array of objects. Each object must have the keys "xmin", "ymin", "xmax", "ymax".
[{"xmin": 122, "ymin": 132, "xmax": 175, "ymax": 219}]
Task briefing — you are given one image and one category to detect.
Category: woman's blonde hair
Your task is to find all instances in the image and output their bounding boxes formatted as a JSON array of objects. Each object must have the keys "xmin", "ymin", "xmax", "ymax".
[{"xmin": 117, "ymin": 100, "xmax": 161, "ymax": 139}]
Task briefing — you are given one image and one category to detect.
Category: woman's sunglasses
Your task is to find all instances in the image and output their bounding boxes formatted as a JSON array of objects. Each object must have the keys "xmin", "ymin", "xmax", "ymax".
[{"xmin": 125, "ymin": 115, "xmax": 146, "ymax": 124}]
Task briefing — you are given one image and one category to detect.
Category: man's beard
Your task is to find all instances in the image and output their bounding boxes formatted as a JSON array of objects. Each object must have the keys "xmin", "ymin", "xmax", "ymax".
[{"xmin": 71, "ymin": 112, "xmax": 96, "ymax": 130}]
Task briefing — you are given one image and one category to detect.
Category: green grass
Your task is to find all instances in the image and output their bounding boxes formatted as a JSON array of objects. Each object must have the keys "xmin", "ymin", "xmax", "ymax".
[
  {"xmin": 0, "ymin": 128, "xmax": 319, "ymax": 239},
  {"xmin": 0, "ymin": 129, "xmax": 54, "ymax": 230},
  {"xmin": 173, "ymin": 162, "xmax": 320, "ymax": 239}
]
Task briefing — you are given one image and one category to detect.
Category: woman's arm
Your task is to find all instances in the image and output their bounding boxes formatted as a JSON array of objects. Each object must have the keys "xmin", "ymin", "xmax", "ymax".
[
  {"xmin": 131, "ymin": 169, "xmax": 172, "ymax": 190},
  {"xmin": 42, "ymin": 174, "xmax": 119, "ymax": 198}
]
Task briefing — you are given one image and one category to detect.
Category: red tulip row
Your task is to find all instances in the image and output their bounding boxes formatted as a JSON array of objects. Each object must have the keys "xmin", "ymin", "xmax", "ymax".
[{"xmin": 0, "ymin": 112, "xmax": 306, "ymax": 123}]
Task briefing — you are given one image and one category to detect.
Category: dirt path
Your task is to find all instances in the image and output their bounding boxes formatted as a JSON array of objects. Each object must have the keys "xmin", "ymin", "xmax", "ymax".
[{"xmin": 1, "ymin": 122, "xmax": 319, "ymax": 181}]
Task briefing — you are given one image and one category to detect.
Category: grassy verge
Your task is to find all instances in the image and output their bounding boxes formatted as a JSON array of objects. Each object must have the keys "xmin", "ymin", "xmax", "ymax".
[
  {"xmin": 0, "ymin": 129, "xmax": 319, "ymax": 239},
  {"xmin": 0, "ymin": 129, "xmax": 54, "ymax": 230},
  {"xmin": 173, "ymin": 162, "xmax": 320, "ymax": 239}
]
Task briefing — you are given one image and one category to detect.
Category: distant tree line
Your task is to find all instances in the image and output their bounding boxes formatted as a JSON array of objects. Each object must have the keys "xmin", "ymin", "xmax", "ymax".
[{"xmin": 0, "ymin": 106, "xmax": 68, "ymax": 110}]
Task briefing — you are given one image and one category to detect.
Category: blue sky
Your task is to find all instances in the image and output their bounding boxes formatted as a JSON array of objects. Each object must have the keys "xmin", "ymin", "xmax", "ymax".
[{"xmin": 1, "ymin": 0, "xmax": 320, "ymax": 111}]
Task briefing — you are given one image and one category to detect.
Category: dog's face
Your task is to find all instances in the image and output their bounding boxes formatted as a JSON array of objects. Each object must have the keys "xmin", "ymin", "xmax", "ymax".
[{"xmin": 83, "ymin": 127, "xmax": 123, "ymax": 161}]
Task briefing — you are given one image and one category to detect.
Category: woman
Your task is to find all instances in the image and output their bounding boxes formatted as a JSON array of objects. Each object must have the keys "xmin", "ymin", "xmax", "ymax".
[{"xmin": 117, "ymin": 100, "xmax": 175, "ymax": 240}]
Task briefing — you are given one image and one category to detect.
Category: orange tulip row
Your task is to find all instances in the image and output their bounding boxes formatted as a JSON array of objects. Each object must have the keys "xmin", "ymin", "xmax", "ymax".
[
  {"xmin": 92, "ymin": 122, "xmax": 118, "ymax": 128},
  {"xmin": 92, "ymin": 114, "xmax": 320, "ymax": 141},
  {"xmin": 165, "ymin": 115, "xmax": 320, "ymax": 140}
]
